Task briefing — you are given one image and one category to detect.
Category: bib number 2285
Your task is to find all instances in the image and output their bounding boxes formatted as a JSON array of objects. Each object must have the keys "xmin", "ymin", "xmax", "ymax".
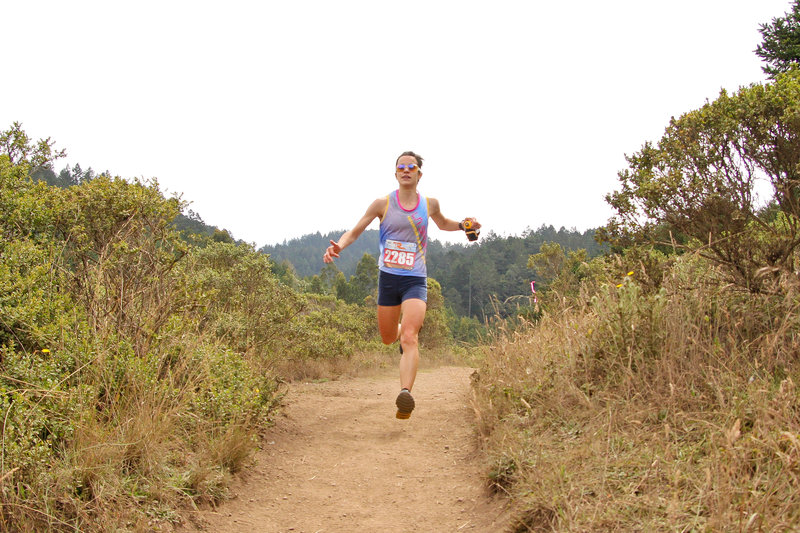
[{"xmin": 383, "ymin": 240, "xmax": 416, "ymax": 270}]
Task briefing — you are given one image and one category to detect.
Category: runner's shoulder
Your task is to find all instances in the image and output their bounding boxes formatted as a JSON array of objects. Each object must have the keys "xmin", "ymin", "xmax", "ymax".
[
  {"xmin": 369, "ymin": 195, "xmax": 389, "ymax": 208},
  {"xmin": 366, "ymin": 196, "xmax": 389, "ymax": 217},
  {"xmin": 426, "ymin": 196, "xmax": 441, "ymax": 215}
]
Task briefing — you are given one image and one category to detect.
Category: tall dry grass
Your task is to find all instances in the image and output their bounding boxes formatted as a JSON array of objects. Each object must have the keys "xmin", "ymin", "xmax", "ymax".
[{"xmin": 473, "ymin": 255, "xmax": 800, "ymax": 531}]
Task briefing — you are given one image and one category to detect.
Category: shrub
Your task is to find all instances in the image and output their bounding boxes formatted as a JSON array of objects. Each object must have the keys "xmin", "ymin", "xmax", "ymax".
[{"xmin": 473, "ymin": 252, "xmax": 800, "ymax": 530}]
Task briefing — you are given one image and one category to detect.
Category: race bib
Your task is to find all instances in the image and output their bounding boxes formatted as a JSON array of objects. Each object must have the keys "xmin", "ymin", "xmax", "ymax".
[{"xmin": 383, "ymin": 239, "xmax": 417, "ymax": 270}]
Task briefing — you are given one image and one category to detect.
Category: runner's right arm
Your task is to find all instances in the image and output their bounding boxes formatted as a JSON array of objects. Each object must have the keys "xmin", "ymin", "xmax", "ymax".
[{"xmin": 323, "ymin": 197, "xmax": 386, "ymax": 263}]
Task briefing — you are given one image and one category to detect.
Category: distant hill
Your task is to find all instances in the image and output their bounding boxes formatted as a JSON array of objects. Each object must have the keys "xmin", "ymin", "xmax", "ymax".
[
  {"xmin": 259, "ymin": 230, "xmax": 380, "ymax": 277},
  {"xmin": 259, "ymin": 225, "xmax": 606, "ymax": 319}
]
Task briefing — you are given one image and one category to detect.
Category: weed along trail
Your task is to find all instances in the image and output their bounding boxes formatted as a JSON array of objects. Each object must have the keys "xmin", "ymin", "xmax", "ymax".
[{"xmin": 183, "ymin": 366, "xmax": 509, "ymax": 532}]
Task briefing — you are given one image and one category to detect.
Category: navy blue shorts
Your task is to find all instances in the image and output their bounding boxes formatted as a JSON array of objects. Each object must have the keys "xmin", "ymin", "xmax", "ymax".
[{"xmin": 378, "ymin": 271, "xmax": 427, "ymax": 306}]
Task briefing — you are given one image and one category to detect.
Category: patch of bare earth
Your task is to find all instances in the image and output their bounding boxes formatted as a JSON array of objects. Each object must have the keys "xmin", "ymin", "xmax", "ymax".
[{"xmin": 182, "ymin": 366, "xmax": 510, "ymax": 532}]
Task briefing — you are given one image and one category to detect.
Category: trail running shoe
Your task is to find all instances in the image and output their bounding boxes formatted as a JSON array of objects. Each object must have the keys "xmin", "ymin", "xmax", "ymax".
[{"xmin": 395, "ymin": 389, "xmax": 415, "ymax": 419}]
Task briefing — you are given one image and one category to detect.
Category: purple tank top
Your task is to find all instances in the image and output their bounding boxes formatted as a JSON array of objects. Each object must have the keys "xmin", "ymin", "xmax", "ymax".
[{"xmin": 378, "ymin": 190, "xmax": 428, "ymax": 277}]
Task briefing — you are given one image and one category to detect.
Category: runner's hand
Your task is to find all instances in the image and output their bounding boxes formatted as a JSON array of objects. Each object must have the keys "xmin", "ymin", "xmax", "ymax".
[
  {"xmin": 462, "ymin": 218, "xmax": 481, "ymax": 230},
  {"xmin": 323, "ymin": 240, "xmax": 341, "ymax": 263}
]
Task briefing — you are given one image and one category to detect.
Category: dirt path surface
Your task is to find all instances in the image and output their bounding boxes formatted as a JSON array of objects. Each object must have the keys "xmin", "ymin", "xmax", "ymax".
[{"xmin": 183, "ymin": 366, "xmax": 510, "ymax": 532}]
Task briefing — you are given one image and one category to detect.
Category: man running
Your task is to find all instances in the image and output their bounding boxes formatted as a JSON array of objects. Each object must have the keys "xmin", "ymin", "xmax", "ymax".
[{"xmin": 323, "ymin": 151, "xmax": 480, "ymax": 419}]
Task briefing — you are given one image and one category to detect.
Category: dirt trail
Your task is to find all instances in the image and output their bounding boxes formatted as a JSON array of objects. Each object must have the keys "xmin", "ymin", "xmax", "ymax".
[{"xmin": 183, "ymin": 366, "xmax": 510, "ymax": 532}]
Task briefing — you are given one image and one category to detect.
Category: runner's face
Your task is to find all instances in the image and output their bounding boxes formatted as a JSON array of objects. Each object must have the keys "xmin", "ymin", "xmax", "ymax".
[{"xmin": 395, "ymin": 155, "xmax": 421, "ymax": 187}]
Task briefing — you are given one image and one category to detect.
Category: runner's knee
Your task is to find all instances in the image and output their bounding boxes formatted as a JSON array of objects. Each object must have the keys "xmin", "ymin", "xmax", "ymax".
[{"xmin": 399, "ymin": 329, "xmax": 419, "ymax": 348}]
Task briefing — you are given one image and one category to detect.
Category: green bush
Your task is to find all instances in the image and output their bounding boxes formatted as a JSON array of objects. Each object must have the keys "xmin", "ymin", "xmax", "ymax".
[
  {"xmin": 189, "ymin": 241, "xmax": 306, "ymax": 355},
  {"xmin": 0, "ymin": 127, "xmax": 293, "ymax": 531}
]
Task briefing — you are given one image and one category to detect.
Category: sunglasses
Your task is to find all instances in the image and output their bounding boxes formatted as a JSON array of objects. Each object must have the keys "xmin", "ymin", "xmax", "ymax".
[{"xmin": 397, "ymin": 164, "xmax": 418, "ymax": 171}]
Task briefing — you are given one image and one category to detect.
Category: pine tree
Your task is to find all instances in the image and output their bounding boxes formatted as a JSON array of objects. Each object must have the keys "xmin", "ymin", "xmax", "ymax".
[{"xmin": 756, "ymin": 0, "xmax": 800, "ymax": 78}]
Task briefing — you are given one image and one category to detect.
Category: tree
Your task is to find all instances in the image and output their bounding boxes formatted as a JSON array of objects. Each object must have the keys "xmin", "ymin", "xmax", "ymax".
[
  {"xmin": 307, "ymin": 274, "xmax": 323, "ymax": 294},
  {"xmin": 604, "ymin": 71, "xmax": 800, "ymax": 293},
  {"xmin": 333, "ymin": 253, "xmax": 378, "ymax": 305},
  {"xmin": 0, "ymin": 124, "xmax": 65, "ymax": 245},
  {"xmin": 318, "ymin": 261, "xmax": 341, "ymax": 295},
  {"xmin": 528, "ymin": 242, "xmax": 589, "ymax": 298},
  {"xmin": 756, "ymin": 0, "xmax": 800, "ymax": 78},
  {"xmin": 260, "ymin": 230, "xmax": 380, "ymax": 278},
  {"xmin": 271, "ymin": 259, "xmax": 300, "ymax": 288},
  {"xmin": 348, "ymin": 253, "xmax": 378, "ymax": 304},
  {"xmin": 212, "ymin": 228, "xmax": 235, "ymax": 243},
  {"xmin": 0, "ymin": 121, "xmax": 65, "ymax": 169},
  {"xmin": 334, "ymin": 271, "xmax": 352, "ymax": 302}
]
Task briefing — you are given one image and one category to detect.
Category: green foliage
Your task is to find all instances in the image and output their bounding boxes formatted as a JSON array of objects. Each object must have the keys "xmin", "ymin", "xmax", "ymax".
[
  {"xmin": 0, "ymin": 124, "xmax": 310, "ymax": 531},
  {"xmin": 189, "ymin": 241, "xmax": 305, "ymax": 355},
  {"xmin": 31, "ymin": 162, "xmax": 97, "ymax": 188},
  {"xmin": 605, "ymin": 70, "xmax": 800, "ymax": 293},
  {"xmin": 527, "ymin": 242, "xmax": 590, "ymax": 298},
  {"xmin": 0, "ymin": 344, "xmax": 86, "ymax": 477},
  {"xmin": 212, "ymin": 228, "xmax": 235, "ymax": 243},
  {"xmin": 0, "ymin": 138, "xmax": 75, "ymax": 354},
  {"xmin": 0, "ymin": 121, "xmax": 65, "ymax": 169},
  {"xmin": 0, "ymin": 239, "xmax": 74, "ymax": 352},
  {"xmin": 447, "ymin": 310, "xmax": 486, "ymax": 344},
  {"xmin": 187, "ymin": 345, "xmax": 279, "ymax": 423},
  {"xmin": 334, "ymin": 252, "xmax": 378, "ymax": 304},
  {"xmin": 351, "ymin": 252, "xmax": 379, "ymax": 301},
  {"xmin": 270, "ymin": 259, "xmax": 300, "ymax": 288},
  {"xmin": 419, "ymin": 278, "xmax": 451, "ymax": 349},
  {"xmin": 26, "ymin": 160, "xmax": 233, "ymax": 251},
  {"xmin": 283, "ymin": 300, "xmax": 377, "ymax": 360},
  {"xmin": 264, "ymin": 225, "xmax": 605, "ymax": 319},
  {"xmin": 756, "ymin": 0, "xmax": 800, "ymax": 78},
  {"xmin": 317, "ymin": 261, "xmax": 342, "ymax": 296},
  {"xmin": 53, "ymin": 175, "xmax": 192, "ymax": 358},
  {"xmin": 260, "ymin": 229, "xmax": 380, "ymax": 278},
  {"xmin": 428, "ymin": 226, "xmax": 604, "ymax": 320},
  {"xmin": 172, "ymin": 208, "xmax": 216, "ymax": 240}
]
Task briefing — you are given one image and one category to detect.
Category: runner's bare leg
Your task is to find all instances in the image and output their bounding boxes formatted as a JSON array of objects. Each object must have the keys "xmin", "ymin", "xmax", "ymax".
[
  {"xmin": 378, "ymin": 305, "xmax": 402, "ymax": 344},
  {"xmin": 398, "ymin": 298, "xmax": 426, "ymax": 391},
  {"xmin": 378, "ymin": 299, "xmax": 426, "ymax": 391}
]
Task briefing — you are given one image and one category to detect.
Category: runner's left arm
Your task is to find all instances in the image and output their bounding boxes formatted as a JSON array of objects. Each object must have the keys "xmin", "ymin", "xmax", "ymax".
[{"xmin": 428, "ymin": 198, "xmax": 481, "ymax": 232}]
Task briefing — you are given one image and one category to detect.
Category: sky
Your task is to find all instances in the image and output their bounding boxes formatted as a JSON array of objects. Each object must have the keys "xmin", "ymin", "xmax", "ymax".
[{"xmin": 2, "ymin": 0, "xmax": 793, "ymax": 247}]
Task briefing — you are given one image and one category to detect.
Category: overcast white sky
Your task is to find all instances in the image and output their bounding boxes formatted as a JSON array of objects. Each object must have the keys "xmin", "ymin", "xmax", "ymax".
[{"xmin": 2, "ymin": 1, "xmax": 792, "ymax": 247}]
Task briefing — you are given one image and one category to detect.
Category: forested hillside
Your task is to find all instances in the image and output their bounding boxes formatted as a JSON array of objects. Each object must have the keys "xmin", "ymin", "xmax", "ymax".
[
  {"xmin": 260, "ymin": 230, "xmax": 380, "ymax": 278},
  {"xmin": 426, "ymin": 228, "xmax": 604, "ymax": 318},
  {"xmin": 262, "ymin": 226, "xmax": 605, "ymax": 319}
]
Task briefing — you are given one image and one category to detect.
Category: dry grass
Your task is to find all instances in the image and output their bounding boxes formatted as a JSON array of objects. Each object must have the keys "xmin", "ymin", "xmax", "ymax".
[
  {"xmin": 473, "ymin": 259, "xmax": 800, "ymax": 531},
  {"xmin": 0, "ymin": 337, "xmax": 282, "ymax": 532}
]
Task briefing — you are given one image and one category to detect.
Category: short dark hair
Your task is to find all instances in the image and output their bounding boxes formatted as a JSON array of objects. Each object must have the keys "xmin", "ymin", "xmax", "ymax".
[{"xmin": 396, "ymin": 151, "xmax": 424, "ymax": 168}]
